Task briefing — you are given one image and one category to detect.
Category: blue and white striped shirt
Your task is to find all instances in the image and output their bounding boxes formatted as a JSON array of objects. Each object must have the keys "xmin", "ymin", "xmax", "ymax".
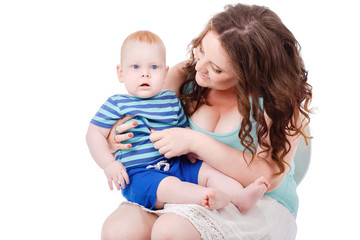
[{"xmin": 91, "ymin": 90, "xmax": 188, "ymax": 168}]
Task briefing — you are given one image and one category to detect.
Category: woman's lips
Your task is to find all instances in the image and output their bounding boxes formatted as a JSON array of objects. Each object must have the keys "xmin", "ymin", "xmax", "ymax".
[{"xmin": 198, "ymin": 71, "xmax": 209, "ymax": 80}]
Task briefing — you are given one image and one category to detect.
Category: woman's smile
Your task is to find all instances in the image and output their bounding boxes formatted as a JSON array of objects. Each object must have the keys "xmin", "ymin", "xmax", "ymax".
[{"xmin": 197, "ymin": 71, "xmax": 210, "ymax": 81}]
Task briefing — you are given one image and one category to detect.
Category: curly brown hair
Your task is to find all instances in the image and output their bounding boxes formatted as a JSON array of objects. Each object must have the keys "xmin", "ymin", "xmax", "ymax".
[{"xmin": 180, "ymin": 4, "xmax": 312, "ymax": 175}]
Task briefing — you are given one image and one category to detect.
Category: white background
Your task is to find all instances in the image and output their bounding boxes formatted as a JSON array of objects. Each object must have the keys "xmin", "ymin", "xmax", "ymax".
[{"xmin": 1, "ymin": 0, "xmax": 359, "ymax": 239}]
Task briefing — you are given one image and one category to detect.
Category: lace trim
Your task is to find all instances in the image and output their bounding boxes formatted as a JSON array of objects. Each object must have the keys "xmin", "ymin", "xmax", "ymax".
[
  {"xmin": 121, "ymin": 202, "xmax": 226, "ymax": 240},
  {"xmin": 163, "ymin": 204, "xmax": 226, "ymax": 240}
]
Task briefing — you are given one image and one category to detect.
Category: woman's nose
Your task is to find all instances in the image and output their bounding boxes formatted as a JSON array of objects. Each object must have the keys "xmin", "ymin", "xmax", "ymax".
[
  {"xmin": 194, "ymin": 49, "xmax": 207, "ymax": 72},
  {"xmin": 195, "ymin": 56, "xmax": 207, "ymax": 72}
]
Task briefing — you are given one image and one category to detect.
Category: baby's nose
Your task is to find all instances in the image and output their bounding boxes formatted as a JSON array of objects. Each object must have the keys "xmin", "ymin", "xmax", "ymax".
[{"xmin": 141, "ymin": 73, "xmax": 150, "ymax": 78}]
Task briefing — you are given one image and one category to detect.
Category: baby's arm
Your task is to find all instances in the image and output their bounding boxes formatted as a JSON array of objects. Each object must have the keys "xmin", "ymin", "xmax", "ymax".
[{"xmin": 86, "ymin": 123, "xmax": 129, "ymax": 190}]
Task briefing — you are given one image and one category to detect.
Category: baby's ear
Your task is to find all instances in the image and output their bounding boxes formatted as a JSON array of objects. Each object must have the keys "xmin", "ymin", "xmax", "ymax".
[
  {"xmin": 117, "ymin": 65, "xmax": 123, "ymax": 82},
  {"xmin": 164, "ymin": 66, "xmax": 169, "ymax": 78}
]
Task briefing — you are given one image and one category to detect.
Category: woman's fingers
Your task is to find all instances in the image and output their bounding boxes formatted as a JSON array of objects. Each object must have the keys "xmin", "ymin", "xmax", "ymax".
[
  {"xmin": 110, "ymin": 132, "xmax": 133, "ymax": 150},
  {"xmin": 115, "ymin": 120, "xmax": 138, "ymax": 135},
  {"xmin": 111, "ymin": 143, "xmax": 132, "ymax": 151},
  {"xmin": 107, "ymin": 116, "xmax": 137, "ymax": 152},
  {"xmin": 114, "ymin": 132, "xmax": 133, "ymax": 142}
]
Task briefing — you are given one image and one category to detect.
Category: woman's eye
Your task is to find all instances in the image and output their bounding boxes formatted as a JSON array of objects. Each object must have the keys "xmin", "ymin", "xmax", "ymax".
[
  {"xmin": 212, "ymin": 65, "xmax": 222, "ymax": 74},
  {"xmin": 199, "ymin": 46, "xmax": 204, "ymax": 54},
  {"xmin": 151, "ymin": 65, "xmax": 158, "ymax": 70},
  {"xmin": 132, "ymin": 65, "xmax": 140, "ymax": 69},
  {"xmin": 195, "ymin": 46, "xmax": 203, "ymax": 56}
]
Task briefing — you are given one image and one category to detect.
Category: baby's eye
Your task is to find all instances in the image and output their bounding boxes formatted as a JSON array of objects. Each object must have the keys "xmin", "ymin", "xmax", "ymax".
[
  {"xmin": 151, "ymin": 65, "xmax": 159, "ymax": 70},
  {"xmin": 132, "ymin": 65, "xmax": 140, "ymax": 69}
]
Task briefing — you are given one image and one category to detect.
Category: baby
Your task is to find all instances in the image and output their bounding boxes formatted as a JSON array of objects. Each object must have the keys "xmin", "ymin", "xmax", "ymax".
[{"xmin": 86, "ymin": 30, "xmax": 269, "ymax": 211}]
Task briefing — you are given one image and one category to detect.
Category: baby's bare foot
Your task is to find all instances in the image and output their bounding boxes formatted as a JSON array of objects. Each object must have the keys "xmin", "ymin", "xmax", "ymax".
[
  {"xmin": 236, "ymin": 176, "xmax": 269, "ymax": 212},
  {"xmin": 202, "ymin": 189, "xmax": 230, "ymax": 210}
]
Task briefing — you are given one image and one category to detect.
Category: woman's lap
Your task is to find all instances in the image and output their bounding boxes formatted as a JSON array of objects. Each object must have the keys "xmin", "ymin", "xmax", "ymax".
[
  {"xmin": 156, "ymin": 195, "xmax": 296, "ymax": 240},
  {"xmin": 258, "ymin": 195, "xmax": 297, "ymax": 240},
  {"xmin": 152, "ymin": 213, "xmax": 201, "ymax": 240},
  {"xmin": 105, "ymin": 196, "xmax": 296, "ymax": 240},
  {"xmin": 101, "ymin": 203, "xmax": 158, "ymax": 240}
]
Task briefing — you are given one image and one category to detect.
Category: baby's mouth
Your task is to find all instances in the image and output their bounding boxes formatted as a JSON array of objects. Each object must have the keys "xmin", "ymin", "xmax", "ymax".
[{"xmin": 140, "ymin": 83, "xmax": 150, "ymax": 87}]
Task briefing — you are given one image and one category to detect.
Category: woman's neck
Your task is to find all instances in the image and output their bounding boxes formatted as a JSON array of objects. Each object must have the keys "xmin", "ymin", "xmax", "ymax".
[{"xmin": 207, "ymin": 88, "xmax": 238, "ymax": 106}]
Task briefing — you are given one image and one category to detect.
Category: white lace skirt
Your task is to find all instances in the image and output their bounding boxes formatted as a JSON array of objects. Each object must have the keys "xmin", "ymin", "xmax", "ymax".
[{"xmin": 122, "ymin": 195, "xmax": 297, "ymax": 240}]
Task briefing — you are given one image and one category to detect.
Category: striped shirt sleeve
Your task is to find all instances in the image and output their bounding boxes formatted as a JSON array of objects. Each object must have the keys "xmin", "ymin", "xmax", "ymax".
[{"xmin": 90, "ymin": 95, "xmax": 123, "ymax": 128}]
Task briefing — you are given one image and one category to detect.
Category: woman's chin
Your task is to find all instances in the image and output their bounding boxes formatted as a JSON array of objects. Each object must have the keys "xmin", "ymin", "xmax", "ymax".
[{"xmin": 195, "ymin": 73, "xmax": 208, "ymax": 88}]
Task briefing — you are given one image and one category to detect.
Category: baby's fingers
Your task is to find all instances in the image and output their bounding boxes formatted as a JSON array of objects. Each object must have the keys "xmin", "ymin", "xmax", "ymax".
[
  {"xmin": 107, "ymin": 176, "xmax": 114, "ymax": 190},
  {"xmin": 121, "ymin": 168, "xmax": 130, "ymax": 185},
  {"xmin": 114, "ymin": 176, "xmax": 122, "ymax": 190},
  {"xmin": 187, "ymin": 153, "xmax": 198, "ymax": 164},
  {"xmin": 117, "ymin": 176, "xmax": 126, "ymax": 190}
]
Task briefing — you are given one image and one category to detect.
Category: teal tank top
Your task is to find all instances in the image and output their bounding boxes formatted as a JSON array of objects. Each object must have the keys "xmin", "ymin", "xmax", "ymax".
[{"xmin": 188, "ymin": 118, "xmax": 299, "ymax": 217}]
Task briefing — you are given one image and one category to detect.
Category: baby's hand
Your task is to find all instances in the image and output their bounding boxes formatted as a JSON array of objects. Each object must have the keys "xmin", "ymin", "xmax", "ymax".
[
  {"xmin": 187, "ymin": 153, "xmax": 200, "ymax": 164},
  {"xmin": 103, "ymin": 161, "xmax": 129, "ymax": 190},
  {"xmin": 150, "ymin": 128, "xmax": 192, "ymax": 159}
]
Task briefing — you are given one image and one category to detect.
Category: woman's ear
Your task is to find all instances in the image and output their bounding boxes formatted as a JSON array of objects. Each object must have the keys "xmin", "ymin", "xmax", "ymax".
[{"xmin": 117, "ymin": 65, "xmax": 123, "ymax": 83}]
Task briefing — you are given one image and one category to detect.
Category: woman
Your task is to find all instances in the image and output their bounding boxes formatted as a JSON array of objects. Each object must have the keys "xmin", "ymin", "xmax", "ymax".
[{"xmin": 103, "ymin": 3, "xmax": 312, "ymax": 240}]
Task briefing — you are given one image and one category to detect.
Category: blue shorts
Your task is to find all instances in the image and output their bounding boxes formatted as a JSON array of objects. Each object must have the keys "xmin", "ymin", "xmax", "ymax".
[{"xmin": 121, "ymin": 156, "xmax": 202, "ymax": 209}]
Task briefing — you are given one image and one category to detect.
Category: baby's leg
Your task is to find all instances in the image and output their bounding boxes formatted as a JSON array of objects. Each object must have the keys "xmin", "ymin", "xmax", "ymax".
[
  {"xmin": 235, "ymin": 176, "xmax": 269, "ymax": 212},
  {"xmin": 154, "ymin": 176, "xmax": 230, "ymax": 210},
  {"xmin": 198, "ymin": 163, "xmax": 269, "ymax": 212}
]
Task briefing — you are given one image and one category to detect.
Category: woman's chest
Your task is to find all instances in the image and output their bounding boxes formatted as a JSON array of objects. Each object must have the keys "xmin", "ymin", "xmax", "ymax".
[{"xmin": 189, "ymin": 104, "xmax": 241, "ymax": 134}]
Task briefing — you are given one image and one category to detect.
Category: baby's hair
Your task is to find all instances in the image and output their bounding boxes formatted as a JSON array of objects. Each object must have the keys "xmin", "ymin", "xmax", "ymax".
[{"xmin": 121, "ymin": 30, "xmax": 166, "ymax": 63}]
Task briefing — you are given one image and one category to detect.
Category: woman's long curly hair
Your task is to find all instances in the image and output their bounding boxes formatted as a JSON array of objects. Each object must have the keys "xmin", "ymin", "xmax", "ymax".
[{"xmin": 180, "ymin": 4, "xmax": 312, "ymax": 175}]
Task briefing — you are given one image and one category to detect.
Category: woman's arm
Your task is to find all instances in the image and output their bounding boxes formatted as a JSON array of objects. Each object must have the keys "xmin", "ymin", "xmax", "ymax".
[
  {"xmin": 188, "ymin": 128, "xmax": 300, "ymax": 192},
  {"xmin": 163, "ymin": 61, "xmax": 189, "ymax": 96},
  {"xmin": 150, "ymin": 115, "xmax": 301, "ymax": 192}
]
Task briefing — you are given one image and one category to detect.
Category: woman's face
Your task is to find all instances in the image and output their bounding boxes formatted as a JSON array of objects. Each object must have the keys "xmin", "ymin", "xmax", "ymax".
[{"xmin": 194, "ymin": 31, "xmax": 237, "ymax": 91}]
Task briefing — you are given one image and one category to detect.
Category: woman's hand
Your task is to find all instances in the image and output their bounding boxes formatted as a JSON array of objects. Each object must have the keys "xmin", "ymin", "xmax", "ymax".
[
  {"xmin": 107, "ymin": 116, "xmax": 137, "ymax": 153},
  {"xmin": 103, "ymin": 161, "xmax": 130, "ymax": 190},
  {"xmin": 150, "ymin": 128, "xmax": 194, "ymax": 159}
]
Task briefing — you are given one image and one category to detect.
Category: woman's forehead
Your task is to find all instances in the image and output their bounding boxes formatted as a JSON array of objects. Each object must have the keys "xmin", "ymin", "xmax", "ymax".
[{"xmin": 202, "ymin": 31, "xmax": 233, "ymax": 72}]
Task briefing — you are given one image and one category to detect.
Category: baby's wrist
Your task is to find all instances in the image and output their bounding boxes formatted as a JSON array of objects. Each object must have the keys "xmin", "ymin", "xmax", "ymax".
[
  {"xmin": 102, "ymin": 157, "xmax": 117, "ymax": 170},
  {"xmin": 188, "ymin": 130, "xmax": 202, "ymax": 154}
]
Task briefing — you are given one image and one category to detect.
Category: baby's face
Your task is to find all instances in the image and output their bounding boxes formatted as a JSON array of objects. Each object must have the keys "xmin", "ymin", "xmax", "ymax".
[{"xmin": 119, "ymin": 40, "xmax": 168, "ymax": 98}]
